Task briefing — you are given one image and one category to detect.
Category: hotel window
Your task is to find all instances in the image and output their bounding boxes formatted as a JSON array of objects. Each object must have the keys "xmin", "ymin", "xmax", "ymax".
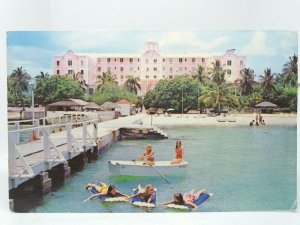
[
  {"xmin": 68, "ymin": 60, "xmax": 72, "ymax": 66},
  {"xmin": 56, "ymin": 61, "xmax": 60, "ymax": 66},
  {"xmin": 154, "ymin": 59, "xmax": 157, "ymax": 63},
  {"xmin": 170, "ymin": 67, "xmax": 173, "ymax": 73},
  {"xmin": 147, "ymin": 67, "xmax": 149, "ymax": 71},
  {"xmin": 202, "ymin": 58, "xmax": 205, "ymax": 62},
  {"xmin": 138, "ymin": 59, "xmax": 140, "ymax": 62},
  {"xmin": 227, "ymin": 69, "xmax": 231, "ymax": 75},
  {"xmin": 120, "ymin": 67, "xmax": 124, "ymax": 72},
  {"xmin": 185, "ymin": 58, "xmax": 187, "ymax": 62},
  {"xmin": 97, "ymin": 58, "xmax": 101, "ymax": 63},
  {"xmin": 145, "ymin": 59, "xmax": 149, "ymax": 64},
  {"xmin": 137, "ymin": 67, "xmax": 140, "ymax": 70},
  {"xmin": 130, "ymin": 58, "xmax": 133, "ymax": 63},
  {"xmin": 227, "ymin": 60, "xmax": 232, "ymax": 66},
  {"xmin": 130, "ymin": 67, "xmax": 133, "ymax": 71},
  {"xmin": 57, "ymin": 70, "xmax": 60, "ymax": 74},
  {"xmin": 163, "ymin": 67, "xmax": 165, "ymax": 70},
  {"xmin": 169, "ymin": 58, "xmax": 173, "ymax": 63},
  {"xmin": 154, "ymin": 67, "xmax": 157, "ymax": 71},
  {"xmin": 146, "ymin": 75, "xmax": 149, "ymax": 79},
  {"xmin": 192, "ymin": 58, "xmax": 195, "ymax": 63},
  {"xmin": 154, "ymin": 75, "xmax": 157, "ymax": 79},
  {"xmin": 114, "ymin": 58, "xmax": 116, "ymax": 62},
  {"xmin": 163, "ymin": 58, "xmax": 165, "ymax": 62},
  {"xmin": 179, "ymin": 67, "xmax": 182, "ymax": 71},
  {"xmin": 169, "ymin": 75, "xmax": 173, "ymax": 79},
  {"xmin": 107, "ymin": 58, "xmax": 111, "ymax": 63},
  {"xmin": 240, "ymin": 60, "xmax": 243, "ymax": 66},
  {"xmin": 114, "ymin": 66, "xmax": 116, "ymax": 70},
  {"xmin": 179, "ymin": 58, "xmax": 183, "ymax": 63},
  {"xmin": 81, "ymin": 61, "xmax": 84, "ymax": 67},
  {"xmin": 120, "ymin": 58, "xmax": 123, "ymax": 63},
  {"xmin": 97, "ymin": 67, "xmax": 101, "ymax": 72},
  {"xmin": 81, "ymin": 70, "xmax": 84, "ymax": 75},
  {"xmin": 107, "ymin": 67, "xmax": 111, "ymax": 72},
  {"xmin": 185, "ymin": 67, "xmax": 187, "ymax": 70},
  {"xmin": 68, "ymin": 70, "xmax": 73, "ymax": 74}
]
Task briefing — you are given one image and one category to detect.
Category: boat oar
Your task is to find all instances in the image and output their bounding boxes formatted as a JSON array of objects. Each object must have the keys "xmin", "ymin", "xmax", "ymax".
[{"xmin": 144, "ymin": 159, "xmax": 172, "ymax": 185}]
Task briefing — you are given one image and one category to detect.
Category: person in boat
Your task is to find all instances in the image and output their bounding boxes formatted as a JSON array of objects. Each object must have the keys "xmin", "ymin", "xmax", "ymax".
[
  {"xmin": 83, "ymin": 183, "xmax": 129, "ymax": 202},
  {"xmin": 171, "ymin": 140, "xmax": 184, "ymax": 164},
  {"xmin": 139, "ymin": 144, "xmax": 155, "ymax": 165},
  {"xmin": 162, "ymin": 188, "xmax": 207, "ymax": 209},
  {"xmin": 129, "ymin": 184, "xmax": 156, "ymax": 204}
]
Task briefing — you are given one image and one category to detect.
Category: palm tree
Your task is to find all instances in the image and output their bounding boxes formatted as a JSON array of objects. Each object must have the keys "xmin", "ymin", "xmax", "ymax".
[
  {"xmin": 10, "ymin": 67, "xmax": 31, "ymax": 107},
  {"xmin": 124, "ymin": 75, "xmax": 141, "ymax": 94},
  {"xmin": 97, "ymin": 72, "xmax": 117, "ymax": 89},
  {"xmin": 259, "ymin": 68, "xmax": 276, "ymax": 98},
  {"xmin": 35, "ymin": 71, "xmax": 49, "ymax": 80},
  {"xmin": 193, "ymin": 65, "xmax": 207, "ymax": 84},
  {"xmin": 199, "ymin": 83, "xmax": 239, "ymax": 112},
  {"xmin": 208, "ymin": 60, "xmax": 225, "ymax": 85},
  {"xmin": 283, "ymin": 54, "xmax": 298, "ymax": 87},
  {"xmin": 239, "ymin": 68, "xmax": 255, "ymax": 96}
]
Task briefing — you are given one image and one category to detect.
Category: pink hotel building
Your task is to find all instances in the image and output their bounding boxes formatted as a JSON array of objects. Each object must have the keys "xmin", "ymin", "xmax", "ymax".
[{"xmin": 53, "ymin": 41, "xmax": 246, "ymax": 96}]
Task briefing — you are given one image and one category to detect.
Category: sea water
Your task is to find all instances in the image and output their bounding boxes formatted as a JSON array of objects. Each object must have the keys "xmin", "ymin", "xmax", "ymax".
[{"xmin": 16, "ymin": 125, "xmax": 296, "ymax": 212}]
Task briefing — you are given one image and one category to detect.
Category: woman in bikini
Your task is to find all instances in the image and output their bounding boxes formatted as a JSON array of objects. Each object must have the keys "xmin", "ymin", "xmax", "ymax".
[{"xmin": 171, "ymin": 140, "xmax": 184, "ymax": 164}]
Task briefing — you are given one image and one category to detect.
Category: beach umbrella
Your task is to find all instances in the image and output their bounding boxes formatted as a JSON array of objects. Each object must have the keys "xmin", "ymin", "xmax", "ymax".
[
  {"xmin": 166, "ymin": 108, "xmax": 175, "ymax": 112},
  {"xmin": 255, "ymin": 101, "xmax": 278, "ymax": 108}
]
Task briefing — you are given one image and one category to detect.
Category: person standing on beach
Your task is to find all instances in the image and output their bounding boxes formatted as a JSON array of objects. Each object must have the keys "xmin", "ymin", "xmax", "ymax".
[{"xmin": 171, "ymin": 140, "xmax": 184, "ymax": 164}]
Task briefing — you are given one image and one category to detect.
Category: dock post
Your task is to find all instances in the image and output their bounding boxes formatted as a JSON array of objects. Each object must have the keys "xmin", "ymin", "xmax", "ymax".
[
  {"xmin": 66, "ymin": 123, "xmax": 72, "ymax": 157},
  {"xmin": 93, "ymin": 121, "xmax": 98, "ymax": 144},
  {"xmin": 14, "ymin": 122, "xmax": 20, "ymax": 145},
  {"xmin": 32, "ymin": 119, "xmax": 40, "ymax": 140},
  {"xmin": 38, "ymin": 171, "xmax": 52, "ymax": 194},
  {"xmin": 83, "ymin": 121, "xmax": 87, "ymax": 150},
  {"xmin": 43, "ymin": 127, "xmax": 51, "ymax": 164},
  {"xmin": 8, "ymin": 132, "xmax": 17, "ymax": 176}
]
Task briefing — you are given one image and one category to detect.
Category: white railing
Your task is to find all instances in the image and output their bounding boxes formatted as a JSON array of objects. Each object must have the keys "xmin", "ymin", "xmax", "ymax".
[{"xmin": 8, "ymin": 118, "xmax": 98, "ymax": 179}]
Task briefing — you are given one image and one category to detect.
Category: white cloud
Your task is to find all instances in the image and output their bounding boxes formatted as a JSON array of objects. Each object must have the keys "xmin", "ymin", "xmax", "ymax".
[
  {"xmin": 158, "ymin": 31, "xmax": 228, "ymax": 53},
  {"xmin": 242, "ymin": 31, "xmax": 276, "ymax": 56},
  {"xmin": 7, "ymin": 46, "xmax": 54, "ymax": 76}
]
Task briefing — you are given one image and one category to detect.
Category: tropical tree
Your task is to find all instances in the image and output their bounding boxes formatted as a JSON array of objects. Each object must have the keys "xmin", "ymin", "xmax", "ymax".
[
  {"xmin": 10, "ymin": 67, "xmax": 31, "ymax": 107},
  {"xmin": 199, "ymin": 83, "xmax": 239, "ymax": 112},
  {"xmin": 193, "ymin": 65, "xmax": 207, "ymax": 84},
  {"xmin": 97, "ymin": 72, "xmax": 117, "ymax": 89},
  {"xmin": 143, "ymin": 76, "xmax": 201, "ymax": 113},
  {"xmin": 239, "ymin": 68, "xmax": 255, "ymax": 96},
  {"xmin": 208, "ymin": 60, "xmax": 225, "ymax": 85},
  {"xmin": 124, "ymin": 75, "xmax": 141, "ymax": 94},
  {"xmin": 90, "ymin": 81, "xmax": 137, "ymax": 105},
  {"xmin": 35, "ymin": 71, "xmax": 49, "ymax": 80},
  {"xmin": 283, "ymin": 54, "xmax": 298, "ymax": 87},
  {"xmin": 34, "ymin": 75, "xmax": 85, "ymax": 105},
  {"xmin": 259, "ymin": 68, "xmax": 276, "ymax": 100}
]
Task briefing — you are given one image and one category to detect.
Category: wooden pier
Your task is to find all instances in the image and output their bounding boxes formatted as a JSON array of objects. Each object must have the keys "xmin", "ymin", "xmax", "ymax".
[{"xmin": 8, "ymin": 113, "xmax": 166, "ymax": 194}]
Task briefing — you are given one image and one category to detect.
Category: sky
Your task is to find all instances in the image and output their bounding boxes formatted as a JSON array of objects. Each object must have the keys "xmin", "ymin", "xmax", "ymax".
[{"xmin": 6, "ymin": 30, "xmax": 298, "ymax": 79}]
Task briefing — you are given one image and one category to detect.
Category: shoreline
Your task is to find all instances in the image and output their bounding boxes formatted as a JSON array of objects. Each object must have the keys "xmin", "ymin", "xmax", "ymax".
[{"xmin": 142, "ymin": 113, "xmax": 297, "ymax": 126}]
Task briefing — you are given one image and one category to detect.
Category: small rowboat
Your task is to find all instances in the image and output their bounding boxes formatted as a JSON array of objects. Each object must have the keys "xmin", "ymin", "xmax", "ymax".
[{"xmin": 107, "ymin": 160, "xmax": 188, "ymax": 176}]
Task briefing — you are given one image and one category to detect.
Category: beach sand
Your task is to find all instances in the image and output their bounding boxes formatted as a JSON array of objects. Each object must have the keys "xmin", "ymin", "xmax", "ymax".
[{"xmin": 142, "ymin": 113, "xmax": 297, "ymax": 126}]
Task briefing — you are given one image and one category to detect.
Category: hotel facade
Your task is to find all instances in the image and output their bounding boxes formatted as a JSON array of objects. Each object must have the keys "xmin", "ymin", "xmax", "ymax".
[{"xmin": 53, "ymin": 41, "xmax": 246, "ymax": 96}]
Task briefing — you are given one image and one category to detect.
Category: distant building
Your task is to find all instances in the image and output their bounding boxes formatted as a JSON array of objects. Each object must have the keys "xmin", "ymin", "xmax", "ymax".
[{"xmin": 53, "ymin": 41, "xmax": 246, "ymax": 96}]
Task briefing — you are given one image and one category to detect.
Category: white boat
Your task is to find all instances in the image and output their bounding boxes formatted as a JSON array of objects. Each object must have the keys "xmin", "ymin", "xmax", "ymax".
[{"xmin": 107, "ymin": 160, "xmax": 188, "ymax": 176}]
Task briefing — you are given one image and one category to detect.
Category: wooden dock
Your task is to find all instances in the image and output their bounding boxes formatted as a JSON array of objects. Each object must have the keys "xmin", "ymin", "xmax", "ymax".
[{"xmin": 8, "ymin": 113, "xmax": 147, "ymax": 191}]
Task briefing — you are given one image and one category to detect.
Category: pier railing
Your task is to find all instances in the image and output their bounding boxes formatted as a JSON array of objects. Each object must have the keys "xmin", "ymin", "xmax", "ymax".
[{"xmin": 8, "ymin": 118, "xmax": 99, "ymax": 185}]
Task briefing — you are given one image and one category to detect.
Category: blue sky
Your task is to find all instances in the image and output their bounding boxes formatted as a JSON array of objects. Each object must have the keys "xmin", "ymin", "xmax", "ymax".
[{"xmin": 7, "ymin": 30, "xmax": 297, "ymax": 79}]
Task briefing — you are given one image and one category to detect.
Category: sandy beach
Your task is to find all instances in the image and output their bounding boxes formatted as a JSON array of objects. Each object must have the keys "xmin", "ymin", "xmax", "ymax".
[{"xmin": 142, "ymin": 113, "xmax": 297, "ymax": 126}]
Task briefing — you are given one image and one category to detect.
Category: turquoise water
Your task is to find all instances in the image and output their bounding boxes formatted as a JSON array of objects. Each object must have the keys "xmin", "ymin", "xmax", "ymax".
[{"xmin": 25, "ymin": 125, "xmax": 296, "ymax": 212}]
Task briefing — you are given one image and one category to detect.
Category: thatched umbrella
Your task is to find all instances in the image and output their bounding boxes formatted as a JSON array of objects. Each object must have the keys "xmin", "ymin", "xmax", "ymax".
[
  {"xmin": 255, "ymin": 101, "xmax": 278, "ymax": 108},
  {"xmin": 83, "ymin": 102, "xmax": 103, "ymax": 111},
  {"xmin": 100, "ymin": 102, "xmax": 120, "ymax": 111}
]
